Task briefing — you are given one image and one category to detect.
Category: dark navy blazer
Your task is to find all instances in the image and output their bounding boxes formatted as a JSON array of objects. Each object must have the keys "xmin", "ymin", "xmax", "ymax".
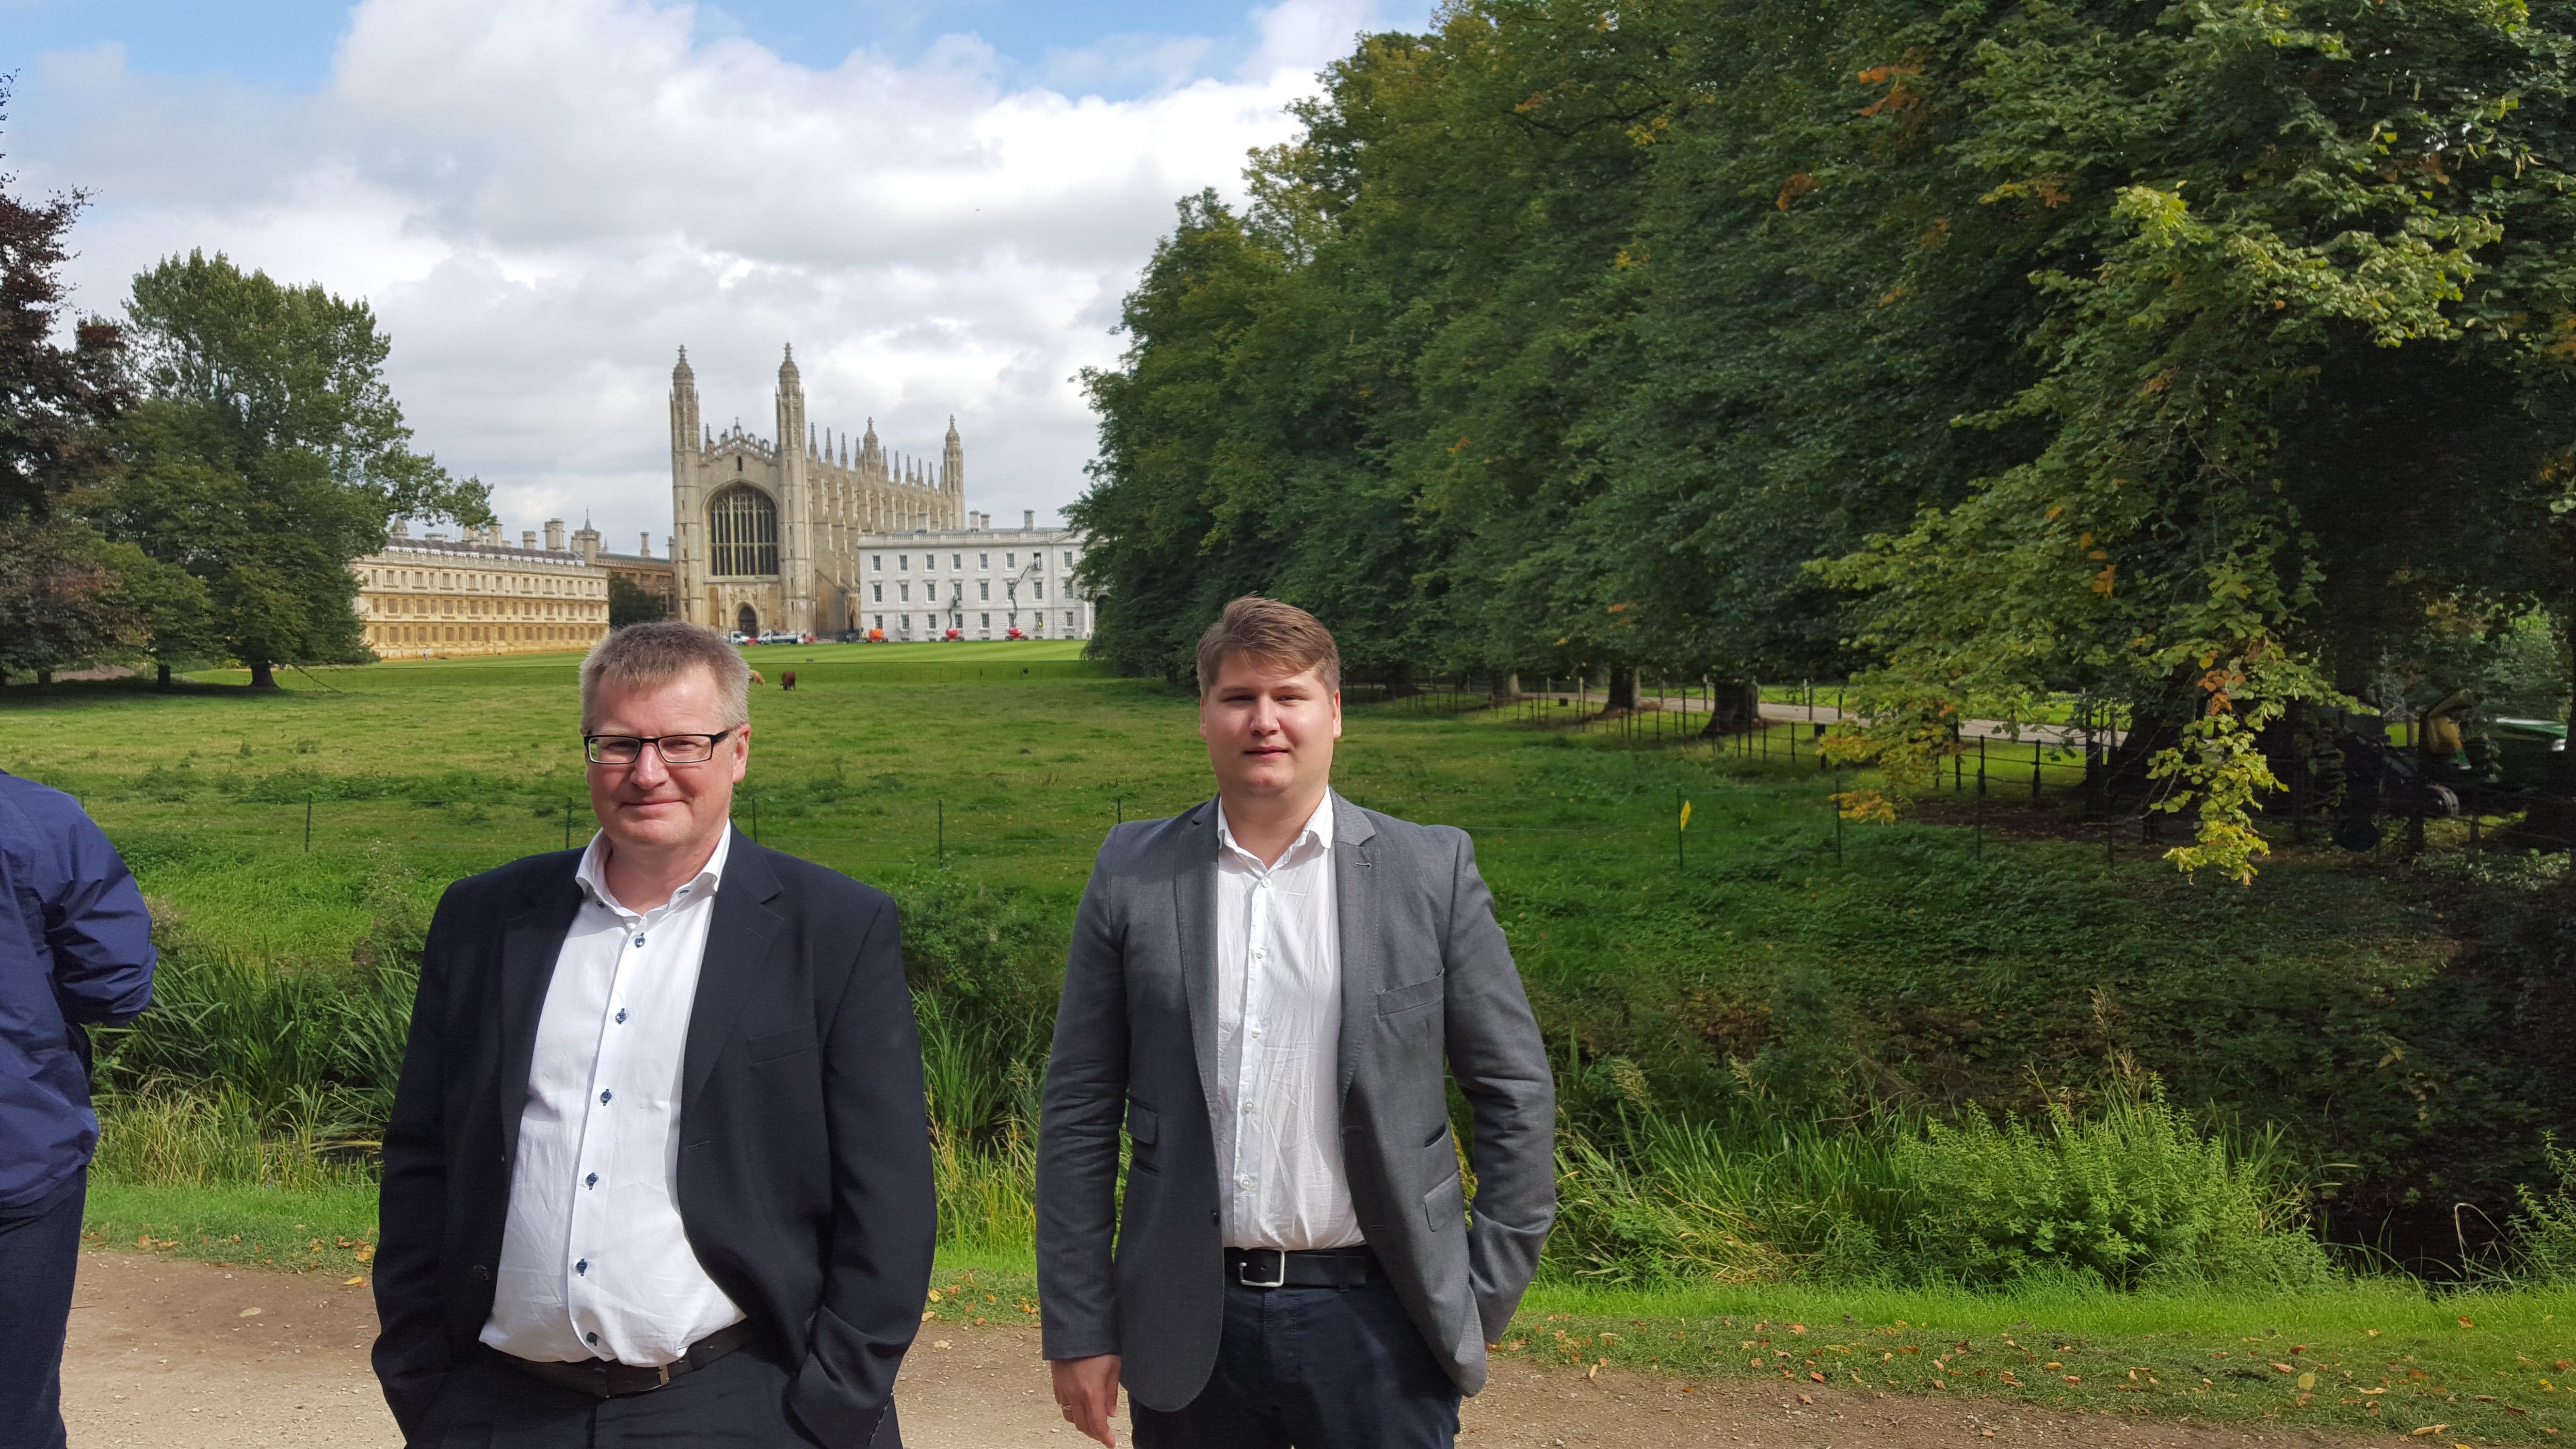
[{"xmin": 371, "ymin": 830, "xmax": 934, "ymax": 1446}]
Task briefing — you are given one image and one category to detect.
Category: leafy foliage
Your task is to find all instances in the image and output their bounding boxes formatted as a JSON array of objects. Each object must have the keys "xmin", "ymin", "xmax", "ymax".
[
  {"xmin": 1079, "ymin": 0, "xmax": 2576, "ymax": 874},
  {"xmin": 88, "ymin": 252, "xmax": 488, "ymax": 685}
]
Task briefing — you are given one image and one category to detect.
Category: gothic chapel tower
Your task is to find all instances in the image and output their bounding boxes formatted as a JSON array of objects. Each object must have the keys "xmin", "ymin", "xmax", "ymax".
[{"xmin": 668, "ymin": 344, "xmax": 966, "ymax": 637}]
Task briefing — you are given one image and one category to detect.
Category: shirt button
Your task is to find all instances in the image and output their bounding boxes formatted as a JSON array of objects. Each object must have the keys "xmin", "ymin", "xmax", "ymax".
[
  {"xmin": 584, "ymin": 1173, "xmax": 597, "ymax": 1189},
  {"xmin": 586, "ymin": 1332, "xmax": 600, "ymax": 1346},
  {"xmin": 1237, "ymin": 1175, "xmax": 1254, "ymax": 1189},
  {"xmin": 1253, "ymin": 946, "xmax": 1267, "ymax": 959},
  {"xmin": 598, "ymin": 1089, "xmax": 612, "ymax": 1105},
  {"xmin": 575, "ymin": 1259, "xmax": 588, "ymax": 1275},
  {"xmin": 614, "ymin": 1009, "xmax": 628, "ymax": 1025},
  {"xmin": 633, "ymin": 936, "xmax": 646, "ymax": 948}
]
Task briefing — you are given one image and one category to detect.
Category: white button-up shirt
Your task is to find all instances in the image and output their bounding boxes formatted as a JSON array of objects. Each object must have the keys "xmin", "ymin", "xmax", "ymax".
[
  {"xmin": 1211, "ymin": 798, "xmax": 1361, "ymax": 1251},
  {"xmin": 481, "ymin": 830, "xmax": 747, "ymax": 1366}
]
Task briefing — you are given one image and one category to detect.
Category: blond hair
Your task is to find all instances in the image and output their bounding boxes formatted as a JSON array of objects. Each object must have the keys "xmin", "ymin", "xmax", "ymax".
[
  {"xmin": 580, "ymin": 622, "xmax": 752, "ymax": 728},
  {"xmin": 1194, "ymin": 596, "xmax": 1340, "ymax": 695}
]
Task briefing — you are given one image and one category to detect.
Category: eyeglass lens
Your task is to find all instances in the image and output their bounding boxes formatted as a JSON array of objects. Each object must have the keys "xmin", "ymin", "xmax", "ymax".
[{"xmin": 588, "ymin": 735, "xmax": 718, "ymax": 764}]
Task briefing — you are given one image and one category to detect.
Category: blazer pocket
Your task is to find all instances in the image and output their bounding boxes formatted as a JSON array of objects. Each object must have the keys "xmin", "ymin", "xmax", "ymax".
[
  {"xmin": 1376, "ymin": 977, "xmax": 1444, "ymax": 1017},
  {"xmin": 1126, "ymin": 1101, "xmax": 1159, "ymax": 1145},
  {"xmin": 1422, "ymin": 1171, "xmax": 1465, "ymax": 1234},
  {"xmin": 747, "ymin": 1025, "xmax": 816, "ymax": 1063}
]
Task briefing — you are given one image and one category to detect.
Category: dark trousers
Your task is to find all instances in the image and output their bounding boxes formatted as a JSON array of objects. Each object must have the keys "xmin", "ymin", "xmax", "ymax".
[
  {"xmin": 0, "ymin": 1166, "xmax": 86, "ymax": 1449},
  {"xmin": 1132, "ymin": 1277, "xmax": 1461, "ymax": 1449},
  {"xmin": 419, "ymin": 1343, "xmax": 901, "ymax": 1449}
]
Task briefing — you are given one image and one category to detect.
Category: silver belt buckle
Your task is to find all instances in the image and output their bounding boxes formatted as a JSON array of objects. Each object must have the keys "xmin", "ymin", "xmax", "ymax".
[{"xmin": 1238, "ymin": 1248, "xmax": 1287, "ymax": 1288}]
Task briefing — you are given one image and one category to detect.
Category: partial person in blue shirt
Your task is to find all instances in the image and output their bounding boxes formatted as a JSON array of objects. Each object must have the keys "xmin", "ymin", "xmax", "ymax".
[{"xmin": 0, "ymin": 770, "xmax": 156, "ymax": 1449}]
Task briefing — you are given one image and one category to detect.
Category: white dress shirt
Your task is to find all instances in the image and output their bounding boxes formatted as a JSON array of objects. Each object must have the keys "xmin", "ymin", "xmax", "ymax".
[
  {"xmin": 481, "ymin": 830, "xmax": 747, "ymax": 1366},
  {"xmin": 1211, "ymin": 797, "xmax": 1361, "ymax": 1251}
]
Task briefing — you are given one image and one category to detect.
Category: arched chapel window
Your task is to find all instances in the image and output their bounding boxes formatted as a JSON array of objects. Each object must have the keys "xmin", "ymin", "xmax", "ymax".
[{"xmin": 708, "ymin": 486, "xmax": 779, "ymax": 576}]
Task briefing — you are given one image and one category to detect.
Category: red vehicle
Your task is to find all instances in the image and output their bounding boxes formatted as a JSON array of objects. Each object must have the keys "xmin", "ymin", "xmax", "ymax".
[
  {"xmin": 944, "ymin": 628, "xmax": 963, "ymax": 641},
  {"xmin": 867, "ymin": 628, "xmax": 885, "ymax": 643},
  {"xmin": 1006, "ymin": 627, "xmax": 1026, "ymax": 640}
]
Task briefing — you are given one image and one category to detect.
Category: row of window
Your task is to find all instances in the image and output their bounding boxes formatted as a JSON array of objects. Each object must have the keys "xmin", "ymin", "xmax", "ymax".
[
  {"xmin": 871, "ymin": 550, "xmax": 1075, "ymax": 573},
  {"xmin": 873, "ymin": 612, "xmax": 1083, "ymax": 634},
  {"xmin": 874, "ymin": 580, "xmax": 1049, "ymax": 604},
  {"xmin": 365, "ymin": 593, "xmax": 600, "ymax": 621},
  {"xmin": 365, "ymin": 565, "xmax": 597, "ymax": 597}
]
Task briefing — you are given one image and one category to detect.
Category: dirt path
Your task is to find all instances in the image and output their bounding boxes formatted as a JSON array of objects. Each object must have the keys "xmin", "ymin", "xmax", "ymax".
[{"xmin": 65, "ymin": 1249, "xmax": 2372, "ymax": 1448}]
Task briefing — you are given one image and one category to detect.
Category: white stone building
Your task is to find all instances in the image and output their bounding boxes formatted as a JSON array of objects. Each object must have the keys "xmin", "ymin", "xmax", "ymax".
[{"xmin": 854, "ymin": 512, "xmax": 1092, "ymax": 641}]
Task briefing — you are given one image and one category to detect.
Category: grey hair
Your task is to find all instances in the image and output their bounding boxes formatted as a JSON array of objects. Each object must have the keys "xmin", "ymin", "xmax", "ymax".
[{"xmin": 580, "ymin": 622, "xmax": 752, "ymax": 728}]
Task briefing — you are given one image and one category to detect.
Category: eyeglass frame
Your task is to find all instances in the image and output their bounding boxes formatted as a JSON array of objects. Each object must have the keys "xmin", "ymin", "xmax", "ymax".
[{"xmin": 583, "ymin": 727, "xmax": 737, "ymax": 766}]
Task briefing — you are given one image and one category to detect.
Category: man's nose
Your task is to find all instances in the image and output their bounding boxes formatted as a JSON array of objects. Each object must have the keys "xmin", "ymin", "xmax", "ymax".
[{"xmin": 628, "ymin": 746, "xmax": 672, "ymax": 786}]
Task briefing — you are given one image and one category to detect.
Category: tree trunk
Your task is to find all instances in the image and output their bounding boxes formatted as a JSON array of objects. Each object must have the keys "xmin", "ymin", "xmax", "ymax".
[
  {"xmin": 1606, "ymin": 665, "xmax": 1637, "ymax": 712},
  {"xmin": 1700, "ymin": 679, "xmax": 1760, "ymax": 735},
  {"xmin": 1491, "ymin": 672, "xmax": 1519, "ymax": 703},
  {"xmin": 34, "ymin": 669, "xmax": 52, "ymax": 688},
  {"xmin": 248, "ymin": 660, "xmax": 278, "ymax": 690},
  {"xmin": 156, "ymin": 662, "xmax": 173, "ymax": 691}
]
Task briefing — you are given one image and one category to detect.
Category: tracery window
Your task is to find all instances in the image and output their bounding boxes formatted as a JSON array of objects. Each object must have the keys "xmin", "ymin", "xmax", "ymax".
[{"xmin": 708, "ymin": 486, "xmax": 780, "ymax": 576}]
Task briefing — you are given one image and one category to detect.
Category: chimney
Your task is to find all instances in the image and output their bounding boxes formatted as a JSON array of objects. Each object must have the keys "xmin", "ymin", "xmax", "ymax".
[
  {"xmin": 544, "ymin": 518, "xmax": 565, "ymax": 551},
  {"xmin": 522, "ymin": 530, "xmax": 538, "ymax": 551},
  {"xmin": 640, "ymin": 532, "xmax": 653, "ymax": 558},
  {"xmin": 572, "ymin": 520, "xmax": 600, "ymax": 564},
  {"xmin": 1023, "ymin": 510, "xmax": 1035, "ymax": 530}
]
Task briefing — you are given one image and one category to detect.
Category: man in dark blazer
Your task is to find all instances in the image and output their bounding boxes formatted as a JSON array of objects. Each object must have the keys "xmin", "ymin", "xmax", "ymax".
[
  {"xmin": 374, "ymin": 621, "xmax": 934, "ymax": 1447},
  {"xmin": 1037, "ymin": 597, "xmax": 1557, "ymax": 1448}
]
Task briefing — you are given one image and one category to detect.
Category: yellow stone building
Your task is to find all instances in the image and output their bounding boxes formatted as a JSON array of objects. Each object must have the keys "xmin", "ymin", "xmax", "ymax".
[{"xmin": 354, "ymin": 518, "xmax": 611, "ymax": 658}]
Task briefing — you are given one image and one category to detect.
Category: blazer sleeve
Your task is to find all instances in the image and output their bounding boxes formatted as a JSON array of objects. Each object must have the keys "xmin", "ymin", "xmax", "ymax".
[
  {"xmin": 1438, "ymin": 828, "xmax": 1557, "ymax": 1345},
  {"xmin": 372, "ymin": 884, "xmax": 464, "ymax": 1441},
  {"xmin": 785, "ymin": 891, "xmax": 937, "ymax": 1447},
  {"xmin": 1034, "ymin": 849, "xmax": 1130, "ymax": 1361}
]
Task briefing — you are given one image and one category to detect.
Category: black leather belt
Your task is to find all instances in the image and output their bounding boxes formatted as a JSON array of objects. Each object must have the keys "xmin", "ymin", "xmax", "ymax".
[
  {"xmin": 1225, "ymin": 1245, "xmax": 1376, "ymax": 1289},
  {"xmin": 497, "ymin": 1320, "xmax": 760, "ymax": 1398}
]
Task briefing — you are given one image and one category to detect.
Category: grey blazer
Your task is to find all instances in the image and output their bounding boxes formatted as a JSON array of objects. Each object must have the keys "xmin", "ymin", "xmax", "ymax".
[{"xmin": 1035, "ymin": 791, "xmax": 1556, "ymax": 1412}]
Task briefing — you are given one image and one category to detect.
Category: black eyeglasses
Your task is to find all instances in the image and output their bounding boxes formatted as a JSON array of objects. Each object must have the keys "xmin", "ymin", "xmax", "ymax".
[{"xmin": 584, "ymin": 728, "xmax": 734, "ymax": 765}]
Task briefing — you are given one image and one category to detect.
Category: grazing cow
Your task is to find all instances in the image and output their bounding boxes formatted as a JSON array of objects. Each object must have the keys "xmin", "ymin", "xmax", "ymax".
[
  {"xmin": 782, "ymin": 671, "xmax": 797, "ymax": 691},
  {"xmin": 747, "ymin": 669, "xmax": 765, "ymax": 686}
]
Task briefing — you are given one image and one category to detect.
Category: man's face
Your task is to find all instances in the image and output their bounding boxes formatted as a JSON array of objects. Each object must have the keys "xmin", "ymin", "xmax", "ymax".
[
  {"xmin": 1197, "ymin": 654, "xmax": 1340, "ymax": 801},
  {"xmin": 584, "ymin": 667, "xmax": 749, "ymax": 859}
]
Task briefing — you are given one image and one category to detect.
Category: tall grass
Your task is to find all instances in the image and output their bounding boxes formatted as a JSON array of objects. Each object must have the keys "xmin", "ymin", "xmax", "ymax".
[{"xmin": 1547, "ymin": 1085, "xmax": 2331, "ymax": 1291}]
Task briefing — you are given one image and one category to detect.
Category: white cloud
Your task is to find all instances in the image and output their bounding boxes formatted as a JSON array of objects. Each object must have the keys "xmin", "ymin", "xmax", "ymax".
[{"xmin": 7, "ymin": 0, "xmax": 1404, "ymax": 552}]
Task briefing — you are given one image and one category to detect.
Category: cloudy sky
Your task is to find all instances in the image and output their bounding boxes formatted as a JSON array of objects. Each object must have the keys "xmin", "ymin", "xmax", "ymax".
[{"xmin": 3, "ymin": 0, "xmax": 1430, "ymax": 552}]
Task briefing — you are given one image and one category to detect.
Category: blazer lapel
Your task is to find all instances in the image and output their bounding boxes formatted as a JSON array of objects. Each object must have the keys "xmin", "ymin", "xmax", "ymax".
[
  {"xmin": 1171, "ymin": 800, "xmax": 1224, "ymax": 1123},
  {"xmin": 1331, "ymin": 790, "xmax": 1381, "ymax": 1104},
  {"xmin": 684, "ymin": 829, "xmax": 785, "ymax": 1113},
  {"xmin": 497, "ymin": 863, "xmax": 585, "ymax": 1171}
]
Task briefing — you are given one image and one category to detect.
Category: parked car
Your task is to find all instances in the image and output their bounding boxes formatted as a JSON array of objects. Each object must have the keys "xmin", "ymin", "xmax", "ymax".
[
  {"xmin": 1006, "ymin": 627, "xmax": 1026, "ymax": 640},
  {"xmin": 757, "ymin": 629, "xmax": 800, "ymax": 645},
  {"xmin": 943, "ymin": 628, "xmax": 963, "ymax": 641},
  {"xmin": 727, "ymin": 630, "xmax": 749, "ymax": 645}
]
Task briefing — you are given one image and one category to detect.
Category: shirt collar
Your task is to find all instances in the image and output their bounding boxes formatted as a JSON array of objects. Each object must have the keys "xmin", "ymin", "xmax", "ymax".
[
  {"xmin": 1214, "ymin": 793, "xmax": 1335, "ymax": 868},
  {"xmin": 575, "ymin": 826, "xmax": 732, "ymax": 919}
]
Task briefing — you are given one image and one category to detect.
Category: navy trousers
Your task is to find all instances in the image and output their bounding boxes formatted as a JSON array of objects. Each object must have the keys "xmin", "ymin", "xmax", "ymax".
[
  {"xmin": 1131, "ymin": 1277, "xmax": 1462, "ymax": 1449},
  {"xmin": 419, "ymin": 1344, "xmax": 901, "ymax": 1449},
  {"xmin": 0, "ymin": 1166, "xmax": 85, "ymax": 1449}
]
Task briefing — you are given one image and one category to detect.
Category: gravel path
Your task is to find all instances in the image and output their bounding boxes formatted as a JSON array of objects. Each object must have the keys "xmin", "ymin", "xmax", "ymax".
[{"xmin": 64, "ymin": 1249, "xmax": 2373, "ymax": 1448}]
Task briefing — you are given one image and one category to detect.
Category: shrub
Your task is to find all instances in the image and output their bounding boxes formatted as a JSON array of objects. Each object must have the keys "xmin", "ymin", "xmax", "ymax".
[
  {"xmin": 1892, "ymin": 1087, "xmax": 2331, "ymax": 1290},
  {"xmin": 2510, "ymin": 1135, "xmax": 2576, "ymax": 1282}
]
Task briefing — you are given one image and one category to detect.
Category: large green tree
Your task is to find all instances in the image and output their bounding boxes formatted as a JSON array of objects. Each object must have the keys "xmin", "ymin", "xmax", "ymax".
[
  {"xmin": 1079, "ymin": 0, "xmax": 2576, "ymax": 876},
  {"xmin": 0, "ymin": 79, "xmax": 137, "ymax": 684},
  {"xmin": 91, "ymin": 252, "xmax": 488, "ymax": 688}
]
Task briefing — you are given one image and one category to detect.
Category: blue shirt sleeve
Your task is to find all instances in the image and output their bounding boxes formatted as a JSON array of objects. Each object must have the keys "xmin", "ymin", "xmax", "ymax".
[{"xmin": 4, "ymin": 777, "xmax": 156, "ymax": 1026}]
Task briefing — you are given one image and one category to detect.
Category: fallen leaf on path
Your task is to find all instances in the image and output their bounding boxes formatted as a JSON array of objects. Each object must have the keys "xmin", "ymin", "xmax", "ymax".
[{"xmin": 238, "ymin": 1307, "xmax": 261, "ymax": 1318}]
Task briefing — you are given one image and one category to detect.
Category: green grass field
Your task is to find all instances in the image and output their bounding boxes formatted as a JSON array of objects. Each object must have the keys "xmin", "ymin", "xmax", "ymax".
[{"xmin": 12, "ymin": 644, "xmax": 2576, "ymax": 1440}]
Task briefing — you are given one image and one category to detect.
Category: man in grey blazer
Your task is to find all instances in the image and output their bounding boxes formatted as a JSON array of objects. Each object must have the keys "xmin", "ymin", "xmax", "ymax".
[{"xmin": 1037, "ymin": 596, "xmax": 1556, "ymax": 1448}]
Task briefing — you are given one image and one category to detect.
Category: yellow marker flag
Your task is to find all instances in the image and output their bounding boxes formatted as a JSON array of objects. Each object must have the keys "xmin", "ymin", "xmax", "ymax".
[{"xmin": 1679, "ymin": 801, "xmax": 1693, "ymax": 832}]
